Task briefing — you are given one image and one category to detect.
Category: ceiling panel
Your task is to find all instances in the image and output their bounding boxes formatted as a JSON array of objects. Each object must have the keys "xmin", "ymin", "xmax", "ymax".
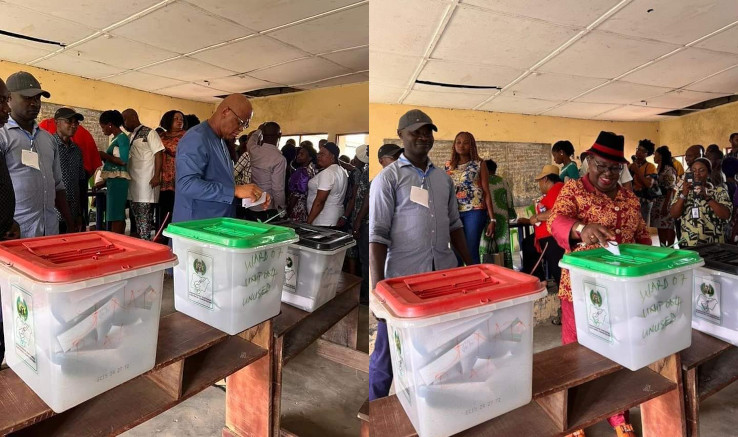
[
  {"xmin": 0, "ymin": 37, "xmax": 56, "ymax": 64},
  {"xmin": 432, "ymin": 6, "xmax": 580, "ymax": 70},
  {"xmin": 105, "ymin": 71, "xmax": 188, "ymax": 92},
  {"xmin": 205, "ymin": 75, "xmax": 278, "ymax": 93},
  {"xmin": 190, "ymin": 0, "xmax": 360, "ymax": 32},
  {"xmin": 685, "ymin": 66, "xmax": 738, "ymax": 93},
  {"xmin": 321, "ymin": 47, "xmax": 369, "ymax": 71},
  {"xmin": 694, "ymin": 25, "xmax": 738, "ymax": 55},
  {"xmin": 506, "ymin": 73, "xmax": 608, "ymax": 101},
  {"xmin": 0, "ymin": 3, "xmax": 96, "ymax": 47},
  {"xmin": 2, "ymin": 0, "xmax": 164, "ymax": 30},
  {"xmin": 34, "ymin": 53, "xmax": 126, "ymax": 80},
  {"xmin": 72, "ymin": 35, "xmax": 180, "ymax": 70},
  {"xmin": 369, "ymin": 84, "xmax": 406, "ymax": 103},
  {"xmin": 594, "ymin": 104, "xmax": 673, "ymax": 121},
  {"xmin": 643, "ymin": 89, "xmax": 731, "ymax": 109},
  {"xmin": 403, "ymin": 89, "xmax": 490, "ymax": 109},
  {"xmin": 111, "ymin": 2, "xmax": 254, "ymax": 54},
  {"xmin": 461, "ymin": 0, "xmax": 621, "ymax": 28},
  {"xmin": 368, "ymin": 51, "xmax": 421, "ymax": 87},
  {"xmin": 418, "ymin": 60, "xmax": 524, "ymax": 88},
  {"xmin": 543, "ymin": 102, "xmax": 624, "ymax": 118},
  {"xmin": 249, "ymin": 58, "xmax": 351, "ymax": 85},
  {"xmin": 598, "ymin": 0, "xmax": 738, "ymax": 45},
  {"xmin": 139, "ymin": 57, "xmax": 237, "ymax": 82},
  {"xmin": 539, "ymin": 31, "xmax": 680, "ymax": 79},
  {"xmin": 623, "ymin": 47, "xmax": 738, "ymax": 88},
  {"xmin": 268, "ymin": 4, "xmax": 368, "ymax": 55},
  {"xmin": 155, "ymin": 82, "xmax": 228, "ymax": 102},
  {"xmin": 478, "ymin": 96, "xmax": 559, "ymax": 114},
  {"xmin": 575, "ymin": 80, "xmax": 671, "ymax": 104},
  {"xmin": 369, "ymin": 0, "xmax": 450, "ymax": 57},
  {"xmin": 190, "ymin": 36, "xmax": 307, "ymax": 73},
  {"xmin": 298, "ymin": 72, "xmax": 369, "ymax": 89}
]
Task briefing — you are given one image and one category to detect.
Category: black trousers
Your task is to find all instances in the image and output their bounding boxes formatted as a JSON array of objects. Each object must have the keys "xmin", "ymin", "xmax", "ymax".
[{"xmin": 522, "ymin": 234, "xmax": 565, "ymax": 284}]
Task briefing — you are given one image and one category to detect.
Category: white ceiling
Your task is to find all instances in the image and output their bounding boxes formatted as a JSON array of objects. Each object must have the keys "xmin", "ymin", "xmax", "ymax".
[
  {"xmin": 370, "ymin": 0, "xmax": 738, "ymax": 121},
  {"xmin": 0, "ymin": 0, "xmax": 368, "ymax": 103}
]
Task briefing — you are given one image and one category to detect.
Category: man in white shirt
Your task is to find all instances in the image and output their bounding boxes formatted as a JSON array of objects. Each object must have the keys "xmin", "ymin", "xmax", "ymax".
[
  {"xmin": 247, "ymin": 121, "xmax": 286, "ymax": 221},
  {"xmin": 122, "ymin": 108, "xmax": 164, "ymax": 240}
]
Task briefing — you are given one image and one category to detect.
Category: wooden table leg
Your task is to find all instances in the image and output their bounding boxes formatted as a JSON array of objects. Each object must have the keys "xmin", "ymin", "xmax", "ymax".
[
  {"xmin": 321, "ymin": 306, "xmax": 359, "ymax": 350},
  {"xmin": 640, "ymin": 353, "xmax": 687, "ymax": 437},
  {"xmin": 223, "ymin": 320, "xmax": 274, "ymax": 437},
  {"xmin": 684, "ymin": 367, "xmax": 699, "ymax": 437},
  {"xmin": 271, "ymin": 336, "xmax": 285, "ymax": 437}
]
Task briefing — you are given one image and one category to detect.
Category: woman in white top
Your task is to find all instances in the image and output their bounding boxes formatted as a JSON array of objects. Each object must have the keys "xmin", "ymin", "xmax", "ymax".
[{"xmin": 307, "ymin": 142, "xmax": 348, "ymax": 226}]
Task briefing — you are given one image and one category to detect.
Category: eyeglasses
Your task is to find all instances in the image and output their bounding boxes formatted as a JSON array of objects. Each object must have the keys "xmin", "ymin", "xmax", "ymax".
[
  {"xmin": 227, "ymin": 107, "xmax": 249, "ymax": 129},
  {"xmin": 591, "ymin": 159, "xmax": 624, "ymax": 174},
  {"xmin": 59, "ymin": 118, "xmax": 80, "ymax": 125}
]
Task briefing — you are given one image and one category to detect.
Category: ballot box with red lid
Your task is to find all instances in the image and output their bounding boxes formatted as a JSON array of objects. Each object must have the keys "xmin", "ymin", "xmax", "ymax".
[
  {"xmin": 370, "ymin": 264, "xmax": 547, "ymax": 437},
  {"xmin": 0, "ymin": 231, "xmax": 177, "ymax": 412}
]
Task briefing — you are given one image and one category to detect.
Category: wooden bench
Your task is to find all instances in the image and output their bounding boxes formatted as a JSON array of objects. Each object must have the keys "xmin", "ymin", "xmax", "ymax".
[
  {"xmin": 370, "ymin": 343, "xmax": 686, "ymax": 436},
  {"xmin": 680, "ymin": 329, "xmax": 738, "ymax": 437},
  {"xmin": 0, "ymin": 311, "xmax": 267, "ymax": 436},
  {"xmin": 227, "ymin": 273, "xmax": 366, "ymax": 437}
]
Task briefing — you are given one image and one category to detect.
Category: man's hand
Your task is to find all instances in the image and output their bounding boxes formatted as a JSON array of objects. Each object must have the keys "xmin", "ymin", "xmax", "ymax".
[
  {"xmin": 3, "ymin": 221, "xmax": 20, "ymax": 240},
  {"xmin": 149, "ymin": 174, "xmax": 161, "ymax": 188},
  {"xmin": 235, "ymin": 184, "xmax": 263, "ymax": 201}
]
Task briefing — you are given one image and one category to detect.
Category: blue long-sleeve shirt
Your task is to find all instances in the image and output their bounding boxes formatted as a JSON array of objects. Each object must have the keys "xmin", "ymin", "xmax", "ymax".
[{"xmin": 173, "ymin": 122, "xmax": 236, "ymax": 222}]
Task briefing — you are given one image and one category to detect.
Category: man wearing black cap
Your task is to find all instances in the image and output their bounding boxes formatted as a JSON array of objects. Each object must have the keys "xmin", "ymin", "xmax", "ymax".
[
  {"xmin": 377, "ymin": 143, "xmax": 402, "ymax": 168},
  {"xmin": 368, "ymin": 109, "xmax": 472, "ymax": 401},
  {"xmin": 53, "ymin": 108, "xmax": 87, "ymax": 233},
  {"xmin": 0, "ymin": 71, "xmax": 74, "ymax": 237}
]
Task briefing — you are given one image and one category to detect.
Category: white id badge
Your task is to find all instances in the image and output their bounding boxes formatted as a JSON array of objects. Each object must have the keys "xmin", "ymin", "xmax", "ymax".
[
  {"xmin": 21, "ymin": 150, "xmax": 39, "ymax": 170},
  {"xmin": 410, "ymin": 186, "xmax": 429, "ymax": 208},
  {"xmin": 691, "ymin": 207, "xmax": 700, "ymax": 219}
]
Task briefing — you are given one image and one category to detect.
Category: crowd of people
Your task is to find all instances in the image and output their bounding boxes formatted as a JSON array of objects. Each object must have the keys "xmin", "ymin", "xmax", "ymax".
[
  {"xmin": 368, "ymin": 107, "xmax": 738, "ymax": 437},
  {"xmin": 0, "ymin": 72, "xmax": 372, "ymax": 364}
]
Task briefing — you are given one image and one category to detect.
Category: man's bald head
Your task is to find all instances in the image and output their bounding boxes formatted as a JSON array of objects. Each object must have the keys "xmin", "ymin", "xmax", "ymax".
[
  {"xmin": 122, "ymin": 108, "xmax": 141, "ymax": 132},
  {"xmin": 209, "ymin": 94, "xmax": 253, "ymax": 140},
  {"xmin": 685, "ymin": 145, "xmax": 704, "ymax": 168}
]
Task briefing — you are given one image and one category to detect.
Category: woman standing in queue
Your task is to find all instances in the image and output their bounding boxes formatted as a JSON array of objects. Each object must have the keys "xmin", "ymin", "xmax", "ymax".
[
  {"xmin": 98, "ymin": 110, "xmax": 130, "ymax": 235},
  {"xmin": 548, "ymin": 131, "xmax": 646, "ymax": 437},
  {"xmin": 445, "ymin": 131, "xmax": 495, "ymax": 265}
]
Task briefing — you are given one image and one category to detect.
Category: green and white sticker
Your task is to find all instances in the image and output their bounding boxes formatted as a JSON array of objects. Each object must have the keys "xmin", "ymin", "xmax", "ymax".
[
  {"xmin": 584, "ymin": 281, "xmax": 612, "ymax": 343},
  {"xmin": 13, "ymin": 285, "xmax": 37, "ymax": 372},
  {"xmin": 694, "ymin": 275, "xmax": 721, "ymax": 325},
  {"xmin": 283, "ymin": 248, "xmax": 299, "ymax": 294},
  {"xmin": 187, "ymin": 251, "xmax": 214, "ymax": 310}
]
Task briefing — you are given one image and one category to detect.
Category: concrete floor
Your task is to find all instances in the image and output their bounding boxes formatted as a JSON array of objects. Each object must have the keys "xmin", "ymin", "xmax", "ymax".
[{"xmin": 121, "ymin": 276, "xmax": 369, "ymax": 437}]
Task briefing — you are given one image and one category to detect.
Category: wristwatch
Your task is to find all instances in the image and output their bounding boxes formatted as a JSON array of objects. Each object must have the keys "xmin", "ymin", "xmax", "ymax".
[
  {"xmin": 679, "ymin": 193, "xmax": 686, "ymax": 200},
  {"xmin": 574, "ymin": 223, "xmax": 586, "ymax": 236}
]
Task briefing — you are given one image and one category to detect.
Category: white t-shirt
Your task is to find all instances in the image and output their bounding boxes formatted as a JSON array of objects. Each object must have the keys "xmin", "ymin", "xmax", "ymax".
[
  {"xmin": 580, "ymin": 157, "xmax": 633, "ymax": 185},
  {"xmin": 128, "ymin": 126, "xmax": 165, "ymax": 203},
  {"xmin": 307, "ymin": 163, "xmax": 348, "ymax": 226}
]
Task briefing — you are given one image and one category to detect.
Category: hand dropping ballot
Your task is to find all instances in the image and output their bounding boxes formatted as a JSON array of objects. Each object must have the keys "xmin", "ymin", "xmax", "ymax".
[{"xmin": 242, "ymin": 192, "xmax": 267, "ymax": 208}]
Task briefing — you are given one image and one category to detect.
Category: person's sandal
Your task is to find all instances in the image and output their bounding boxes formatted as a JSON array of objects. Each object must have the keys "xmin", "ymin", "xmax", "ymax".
[
  {"xmin": 565, "ymin": 430, "xmax": 585, "ymax": 437},
  {"xmin": 614, "ymin": 423, "xmax": 636, "ymax": 437}
]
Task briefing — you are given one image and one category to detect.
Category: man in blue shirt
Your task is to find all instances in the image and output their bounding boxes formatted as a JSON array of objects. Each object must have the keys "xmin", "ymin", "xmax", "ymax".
[
  {"xmin": 368, "ymin": 109, "xmax": 472, "ymax": 400},
  {"xmin": 173, "ymin": 94, "xmax": 268, "ymax": 222}
]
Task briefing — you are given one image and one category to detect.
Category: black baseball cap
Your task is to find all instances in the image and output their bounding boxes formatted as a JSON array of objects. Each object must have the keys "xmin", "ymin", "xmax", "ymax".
[
  {"xmin": 6, "ymin": 71, "xmax": 50, "ymax": 98},
  {"xmin": 54, "ymin": 107, "xmax": 84, "ymax": 122},
  {"xmin": 378, "ymin": 143, "xmax": 402, "ymax": 159},
  {"xmin": 397, "ymin": 109, "xmax": 437, "ymax": 132}
]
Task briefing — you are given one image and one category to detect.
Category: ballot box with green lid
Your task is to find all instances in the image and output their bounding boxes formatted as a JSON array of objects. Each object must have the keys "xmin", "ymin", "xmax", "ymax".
[
  {"xmin": 560, "ymin": 244, "xmax": 704, "ymax": 371},
  {"xmin": 164, "ymin": 218, "xmax": 297, "ymax": 335},
  {"xmin": 370, "ymin": 264, "xmax": 546, "ymax": 437},
  {"xmin": 279, "ymin": 222, "xmax": 356, "ymax": 312},
  {"xmin": 0, "ymin": 231, "xmax": 177, "ymax": 412},
  {"xmin": 687, "ymin": 244, "xmax": 738, "ymax": 346}
]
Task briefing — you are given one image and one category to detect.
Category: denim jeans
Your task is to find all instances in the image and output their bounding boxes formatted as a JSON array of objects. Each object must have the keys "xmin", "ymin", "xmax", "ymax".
[{"xmin": 456, "ymin": 209, "xmax": 487, "ymax": 265}]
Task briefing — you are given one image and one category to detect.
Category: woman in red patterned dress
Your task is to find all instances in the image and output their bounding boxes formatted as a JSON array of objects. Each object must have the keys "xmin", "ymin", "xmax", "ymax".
[{"xmin": 548, "ymin": 131, "xmax": 648, "ymax": 437}]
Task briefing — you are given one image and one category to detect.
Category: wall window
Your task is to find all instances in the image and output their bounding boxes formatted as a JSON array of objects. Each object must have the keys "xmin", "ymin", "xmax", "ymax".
[
  {"xmin": 280, "ymin": 133, "xmax": 328, "ymax": 149},
  {"xmin": 336, "ymin": 133, "xmax": 369, "ymax": 158}
]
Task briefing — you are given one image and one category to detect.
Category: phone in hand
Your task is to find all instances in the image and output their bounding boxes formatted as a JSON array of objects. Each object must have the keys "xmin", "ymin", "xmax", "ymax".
[{"xmin": 685, "ymin": 172, "xmax": 694, "ymax": 184}]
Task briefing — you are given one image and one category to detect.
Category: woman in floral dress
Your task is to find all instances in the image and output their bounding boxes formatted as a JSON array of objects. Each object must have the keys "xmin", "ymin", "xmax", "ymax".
[
  {"xmin": 287, "ymin": 141, "xmax": 318, "ymax": 222},
  {"xmin": 479, "ymin": 159, "xmax": 517, "ymax": 268}
]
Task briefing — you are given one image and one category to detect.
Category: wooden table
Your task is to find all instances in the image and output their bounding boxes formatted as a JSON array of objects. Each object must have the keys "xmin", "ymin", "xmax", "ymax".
[
  {"xmin": 680, "ymin": 329, "xmax": 738, "ymax": 437},
  {"xmin": 0, "ymin": 312, "xmax": 267, "ymax": 436},
  {"xmin": 370, "ymin": 343, "xmax": 686, "ymax": 436},
  {"xmin": 225, "ymin": 273, "xmax": 366, "ymax": 437}
]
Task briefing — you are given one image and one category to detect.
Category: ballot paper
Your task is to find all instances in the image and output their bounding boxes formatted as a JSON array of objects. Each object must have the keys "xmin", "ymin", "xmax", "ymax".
[
  {"xmin": 603, "ymin": 241, "xmax": 620, "ymax": 256},
  {"xmin": 56, "ymin": 297, "xmax": 120, "ymax": 352},
  {"xmin": 242, "ymin": 192, "xmax": 267, "ymax": 208},
  {"xmin": 418, "ymin": 329, "xmax": 488, "ymax": 386}
]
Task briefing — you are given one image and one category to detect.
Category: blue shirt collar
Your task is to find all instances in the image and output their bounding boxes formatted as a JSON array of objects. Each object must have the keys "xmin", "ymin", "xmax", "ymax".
[{"xmin": 7, "ymin": 116, "xmax": 39, "ymax": 136}]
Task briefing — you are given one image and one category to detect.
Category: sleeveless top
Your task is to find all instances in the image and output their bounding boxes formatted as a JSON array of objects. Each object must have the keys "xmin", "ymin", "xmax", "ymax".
[{"xmin": 445, "ymin": 160, "xmax": 484, "ymax": 212}]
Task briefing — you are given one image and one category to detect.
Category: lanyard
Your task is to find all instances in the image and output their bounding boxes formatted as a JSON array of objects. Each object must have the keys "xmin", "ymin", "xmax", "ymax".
[
  {"xmin": 399, "ymin": 155, "xmax": 432, "ymax": 188},
  {"xmin": 20, "ymin": 126, "xmax": 38, "ymax": 152}
]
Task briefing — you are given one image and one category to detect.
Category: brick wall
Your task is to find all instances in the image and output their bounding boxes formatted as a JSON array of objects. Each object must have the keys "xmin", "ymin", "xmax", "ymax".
[
  {"xmin": 385, "ymin": 138, "xmax": 552, "ymax": 210},
  {"xmin": 39, "ymin": 103, "xmax": 108, "ymax": 151}
]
